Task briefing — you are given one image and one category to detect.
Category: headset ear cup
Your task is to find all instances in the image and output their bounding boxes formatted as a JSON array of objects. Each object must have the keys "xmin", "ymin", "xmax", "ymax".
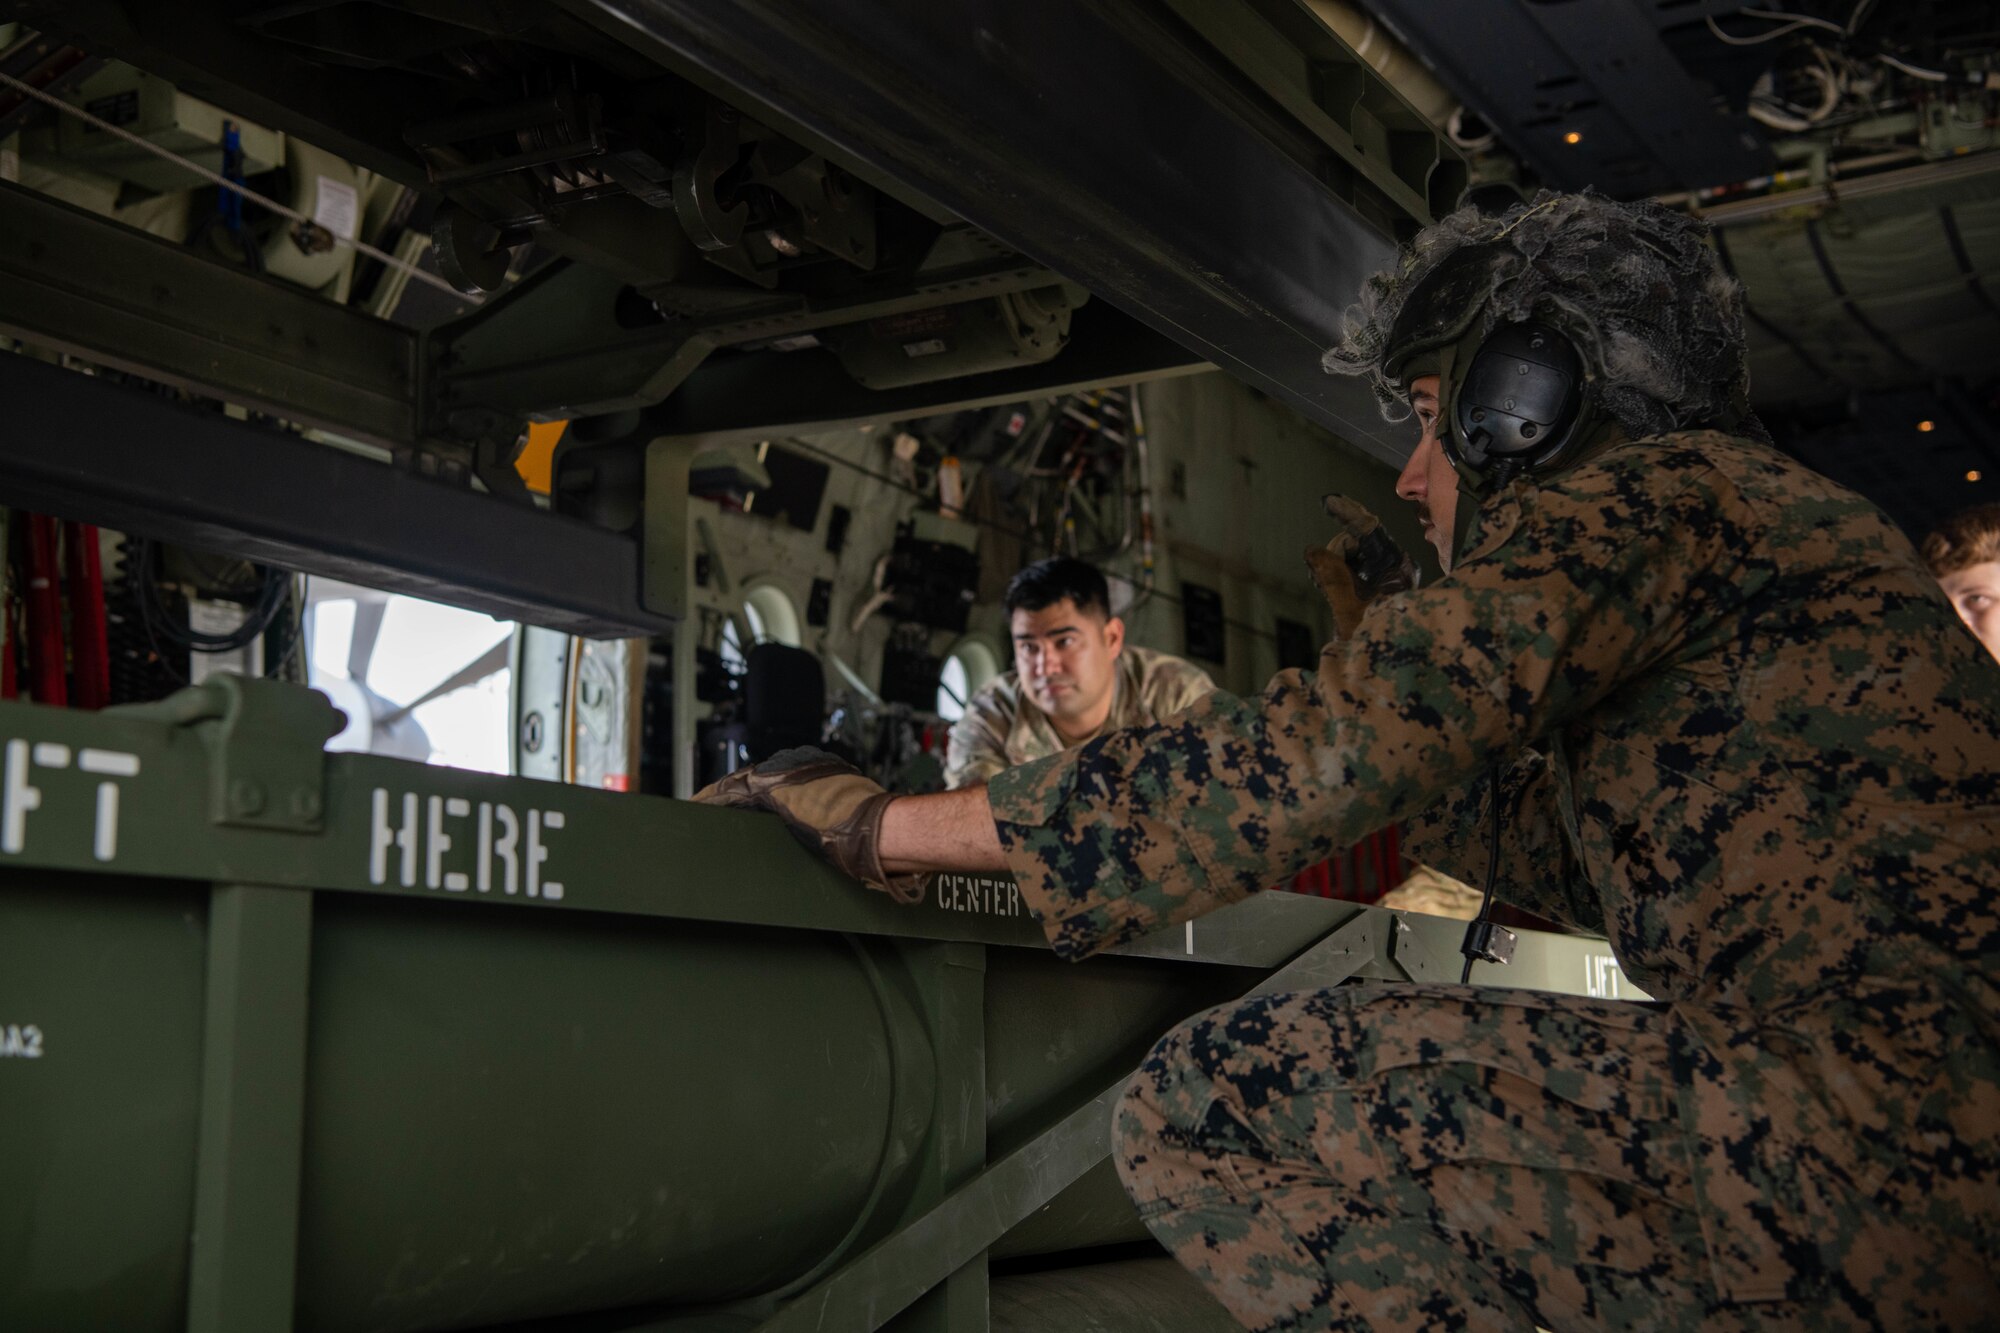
[
  {"xmin": 1452, "ymin": 321, "xmax": 1586, "ymax": 477},
  {"xmin": 1429, "ymin": 334, "xmax": 1494, "ymax": 500}
]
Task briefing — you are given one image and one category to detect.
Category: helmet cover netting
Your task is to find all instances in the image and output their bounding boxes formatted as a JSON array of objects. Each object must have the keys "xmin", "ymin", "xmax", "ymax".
[{"xmin": 1321, "ymin": 190, "xmax": 1758, "ymax": 444}]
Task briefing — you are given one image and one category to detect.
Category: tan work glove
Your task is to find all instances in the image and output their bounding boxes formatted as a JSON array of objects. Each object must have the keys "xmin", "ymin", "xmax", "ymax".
[
  {"xmin": 694, "ymin": 747, "xmax": 926, "ymax": 903},
  {"xmin": 1304, "ymin": 495, "xmax": 1416, "ymax": 639}
]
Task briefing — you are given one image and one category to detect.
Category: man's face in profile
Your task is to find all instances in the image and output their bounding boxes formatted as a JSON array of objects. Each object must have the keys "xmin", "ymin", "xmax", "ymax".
[
  {"xmin": 1939, "ymin": 560, "xmax": 2000, "ymax": 665},
  {"xmin": 1011, "ymin": 598, "xmax": 1125, "ymax": 735},
  {"xmin": 1393, "ymin": 374, "xmax": 1461, "ymax": 570}
]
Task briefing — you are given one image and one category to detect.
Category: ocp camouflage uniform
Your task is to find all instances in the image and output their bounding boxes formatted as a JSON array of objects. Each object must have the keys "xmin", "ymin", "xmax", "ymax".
[
  {"xmin": 985, "ymin": 431, "xmax": 2000, "ymax": 1329},
  {"xmin": 943, "ymin": 645, "xmax": 1214, "ymax": 789}
]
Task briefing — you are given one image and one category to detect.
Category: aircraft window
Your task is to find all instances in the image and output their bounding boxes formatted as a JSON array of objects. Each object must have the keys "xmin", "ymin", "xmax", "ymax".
[
  {"xmin": 744, "ymin": 584, "xmax": 802, "ymax": 647},
  {"xmin": 721, "ymin": 584, "xmax": 803, "ymax": 677},
  {"xmin": 305, "ymin": 585, "xmax": 514, "ymax": 774},
  {"xmin": 936, "ymin": 639, "xmax": 1000, "ymax": 722}
]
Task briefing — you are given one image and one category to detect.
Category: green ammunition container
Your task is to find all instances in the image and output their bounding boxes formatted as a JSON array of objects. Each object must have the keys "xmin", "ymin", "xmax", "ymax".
[{"xmin": 0, "ymin": 680, "xmax": 1639, "ymax": 1331}]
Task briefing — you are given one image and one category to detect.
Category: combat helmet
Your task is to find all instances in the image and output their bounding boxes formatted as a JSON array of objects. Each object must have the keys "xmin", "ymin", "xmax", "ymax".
[{"xmin": 1324, "ymin": 190, "xmax": 1763, "ymax": 507}]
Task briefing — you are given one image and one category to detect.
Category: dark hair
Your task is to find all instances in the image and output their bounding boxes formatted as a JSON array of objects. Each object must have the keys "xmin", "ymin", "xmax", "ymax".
[
  {"xmin": 1922, "ymin": 502, "xmax": 2000, "ymax": 578},
  {"xmin": 1004, "ymin": 557, "xmax": 1112, "ymax": 619}
]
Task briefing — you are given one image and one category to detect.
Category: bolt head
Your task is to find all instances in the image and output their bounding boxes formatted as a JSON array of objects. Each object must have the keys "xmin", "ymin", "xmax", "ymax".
[
  {"xmin": 229, "ymin": 779, "xmax": 266, "ymax": 816},
  {"xmin": 290, "ymin": 788, "xmax": 322, "ymax": 820}
]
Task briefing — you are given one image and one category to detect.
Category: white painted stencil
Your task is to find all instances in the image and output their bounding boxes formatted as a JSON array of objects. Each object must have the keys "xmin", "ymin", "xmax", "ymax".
[
  {"xmin": 370, "ymin": 787, "xmax": 567, "ymax": 901},
  {"xmin": 0, "ymin": 1024, "xmax": 43, "ymax": 1059},
  {"xmin": 932, "ymin": 873, "xmax": 1026, "ymax": 918},
  {"xmin": 1, "ymin": 738, "xmax": 140, "ymax": 861},
  {"xmin": 1584, "ymin": 953, "xmax": 1627, "ymax": 999}
]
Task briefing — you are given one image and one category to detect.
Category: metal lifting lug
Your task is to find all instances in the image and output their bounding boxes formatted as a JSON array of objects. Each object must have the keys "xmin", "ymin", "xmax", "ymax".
[
  {"xmin": 1461, "ymin": 919, "xmax": 1518, "ymax": 968},
  {"xmin": 112, "ymin": 675, "xmax": 345, "ymax": 833}
]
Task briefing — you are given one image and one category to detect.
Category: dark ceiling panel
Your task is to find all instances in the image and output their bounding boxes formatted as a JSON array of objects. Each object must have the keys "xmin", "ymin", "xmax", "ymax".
[
  {"xmin": 1364, "ymin": 0, "xmax": 1770, "ymax": 195},
  {"xmin": 1775, "ymin": 384, "xmax": 2000, "ymax": 543},
  {"xmin": 1716, "ymin": 180, "xmax": 2000, "ymax": 408}
]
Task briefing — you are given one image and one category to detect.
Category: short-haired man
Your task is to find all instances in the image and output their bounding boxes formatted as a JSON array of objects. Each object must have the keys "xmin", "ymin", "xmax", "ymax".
[
  {"xmin": 1923, "ymin": 501, "xmax": 2000, "ymax": 664},
  {"xmin": 701, "ymin": 192, "xmax": 1999, "ymax": 1328},
  {"xmin": 942, "ymin": 557, "xmax": 1215, "ymax": 789}
]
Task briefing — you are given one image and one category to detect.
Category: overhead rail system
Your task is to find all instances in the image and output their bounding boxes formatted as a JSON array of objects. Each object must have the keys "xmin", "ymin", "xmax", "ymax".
[{"xmin": 0, "ymin": 0, "xmax": 1460, "ymax": 634}]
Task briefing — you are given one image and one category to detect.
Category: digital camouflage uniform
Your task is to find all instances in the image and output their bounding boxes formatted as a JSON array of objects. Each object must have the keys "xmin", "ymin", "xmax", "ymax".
[
  {"xmin": 985, "ymin": 431, "xmax": 2000, "ymax": 1330},
  {"xmin": 942, "ymin": 644, "xmax": 1214, "ymax": 789}
]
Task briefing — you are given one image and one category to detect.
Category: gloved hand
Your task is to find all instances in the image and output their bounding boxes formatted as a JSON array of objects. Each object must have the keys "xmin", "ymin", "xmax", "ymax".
[
  {"xmin": 1303, "ymin": 494, "xmax": 1416, "ymax": 639},
  {"xmin": 694, "ymin": 747, "xmax": 926, "ymax": 903}
]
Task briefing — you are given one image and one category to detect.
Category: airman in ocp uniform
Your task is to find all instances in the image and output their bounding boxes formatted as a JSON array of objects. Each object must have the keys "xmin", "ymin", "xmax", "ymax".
[
  {"xmin": 942, "ymin": 556, "xmax": 1215, "ymax": 791},
  {"xmin": 699, "ymin": 191, "xmax": 2000, "ymax": 1330}
]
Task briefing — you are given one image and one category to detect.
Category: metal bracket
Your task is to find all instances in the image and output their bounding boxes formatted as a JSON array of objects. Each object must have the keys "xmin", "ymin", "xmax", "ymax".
[
  {"xmin": 1387, "ymin": 913, "xmax": 1457, "ymax": 983},
  {"xmin": 1249, "ymin": 908, "xmax": 1384, "ymax": 996},
  {"xmin": 115, "ymin": 676, "xmax": 344, "ymax": 833},
  {"xmin": 1461, "ymin": 919, "xmax": 1517, "ymax": 968},
  {"xmin": 203, "ymin": 677, "xmax": 344, "ymax": 833},
  {"xmin": 750, "ymin": 1078, "xmax": 1124, "ymax": 1333}
]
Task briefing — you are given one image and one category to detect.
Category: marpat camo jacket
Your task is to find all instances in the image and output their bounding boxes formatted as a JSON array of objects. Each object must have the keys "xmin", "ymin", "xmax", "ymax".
[{"xmin": 986, "ymin": 430, "xmax": 2000, "ymax": 1300}]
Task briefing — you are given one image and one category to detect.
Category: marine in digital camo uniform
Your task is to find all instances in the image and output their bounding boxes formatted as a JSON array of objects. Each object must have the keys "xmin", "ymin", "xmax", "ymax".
[{"xmin": 701, "ymin": 192, "xmax": 2000, "ymax": 1330}]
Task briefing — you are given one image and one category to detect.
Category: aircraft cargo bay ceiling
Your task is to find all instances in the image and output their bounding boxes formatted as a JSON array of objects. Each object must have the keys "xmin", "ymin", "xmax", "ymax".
[
  {"xmin": 1360, "ymin": 0, "xmax": 2000, "ymax": 535},
  {"xmin": 0, "ymin": 0, "xmax": 1456, "ymax": 468},
  {"xmin": 0, "ymin": 0, "xmax": 1995, "ymax": 582}
]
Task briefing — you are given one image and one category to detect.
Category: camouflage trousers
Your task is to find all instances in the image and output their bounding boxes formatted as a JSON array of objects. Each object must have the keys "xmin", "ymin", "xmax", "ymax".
[{"xmin": 1114, "ymin": 984, "xmax": 1993, "ymax": 1332}]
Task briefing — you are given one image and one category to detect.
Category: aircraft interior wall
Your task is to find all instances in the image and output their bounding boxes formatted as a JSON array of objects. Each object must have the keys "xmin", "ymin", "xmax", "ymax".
[{"xmin": 686, "ymin": 371, "xmax": 1419, "ymax": 712}]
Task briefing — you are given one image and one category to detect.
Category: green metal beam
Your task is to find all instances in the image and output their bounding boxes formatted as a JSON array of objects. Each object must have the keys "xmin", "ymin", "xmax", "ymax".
[
  {"xmin": 186, "ymin": 884, "xmax": 313, "ymax": 1333},
  {"xmin": 0, "ymin": 181, "xmax": 419, "ymax": 449},
  {"xmin": 0, "ymin": 355, "xmax": 671, "ymax": 638},
  {"xmin": 1247, "ymin": 906, "xmax": 1388, "ymax": 994},
  {"xmin": 1387, "ymin": 910, "xmax": 1459, "ymax": 983}
]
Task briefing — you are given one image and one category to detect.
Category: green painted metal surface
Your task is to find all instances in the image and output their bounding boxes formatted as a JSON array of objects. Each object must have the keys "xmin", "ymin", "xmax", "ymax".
[
  {"xmin": 0, "ymin": 876, "xmax": 210, "ymax": 1330},
  {"xmin": 298, "ymin": 904, "xmax": 942, "ymax": 1329},
  {"xmin": 0, "ymin": 680, "xmax": 1643, "ymax": 1331},
  {"xmin": 188, "ymin": 884, "xmax": 313, "ymax": 1333},
  {"xmin": 990, "ymin": 1259, "xmax": 1240, "ymax": 1333}
]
